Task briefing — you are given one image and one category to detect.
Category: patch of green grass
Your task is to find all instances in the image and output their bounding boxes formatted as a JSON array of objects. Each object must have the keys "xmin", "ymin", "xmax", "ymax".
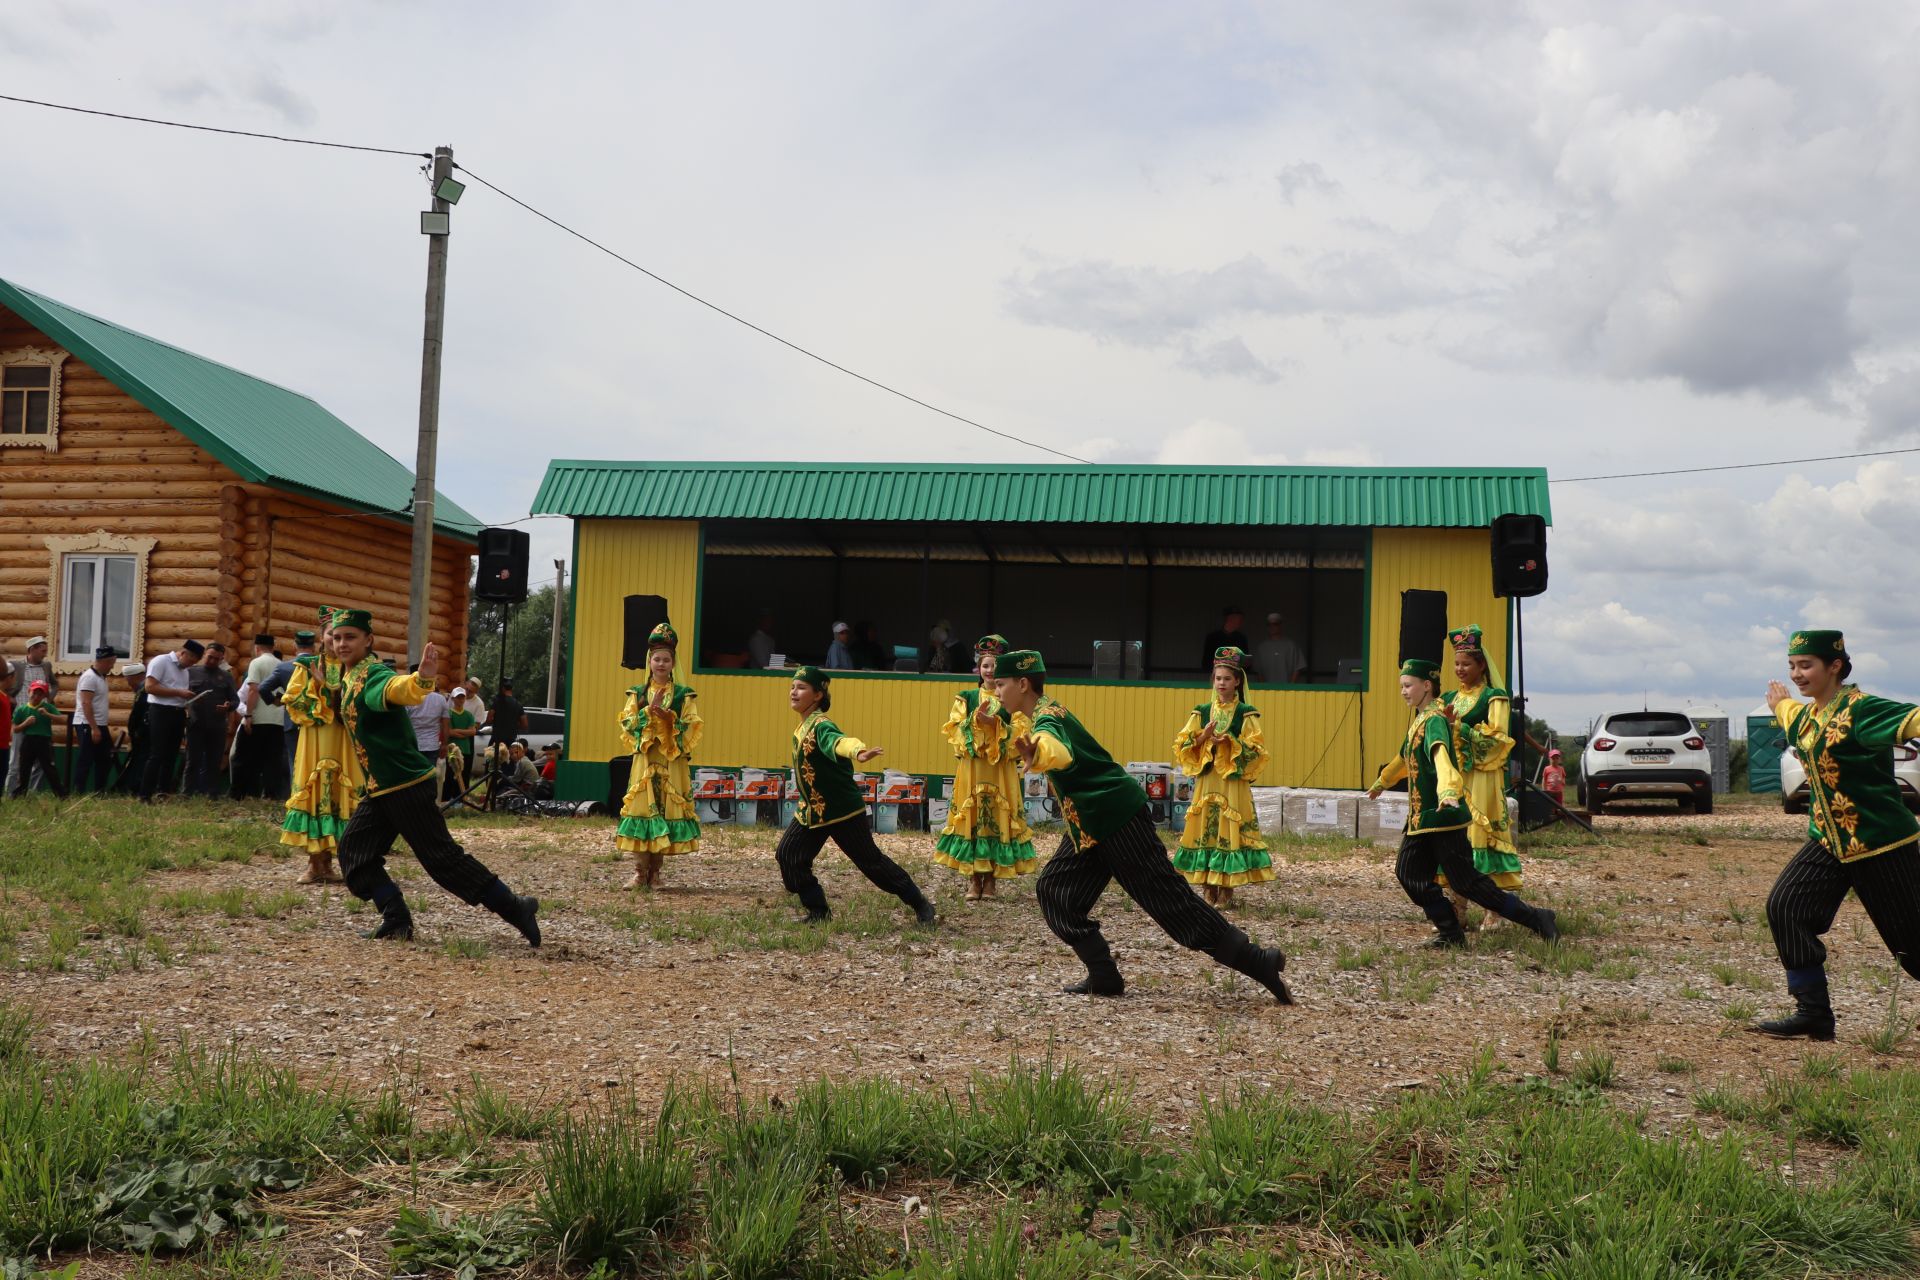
[
  {"xmin": 387, "ymin": 1206, "xmax": 531, "ymax": 1278},
  {"xmin": 441, "ymin": 935, "xmax": 489, "ymax": 961},
  {"xmin": 1596, "ymin": 958, "xmax": 1641, "ymax": 981},
  {"xmin": 531, "ymin": 1088, "xmax": 694, "ymax": 1272},
  {"xmin": 1573, "ymin": 1050, "xmax": 1617, "ymax": 1089},
  {"xmin": 1723, "ymin": 1000, "xmax": 1760, "ymax": 1022},
  {"xmin": 1656, "ymin": 1055, "xmax": 1694, "ymax": 1074},
  {"xmin": 1710, "ymin": 962, "xmax": 1771, "ymax": 992},
  {"xmin": 638, "ymin": 892, "xmax": 914, "ymax": 954},
  {"xmin": 1335, "ymin": 941, "xmax": 1383, "ymax": 970},
  {"xmin": 448, "ymin": 1075, "xmax": 556, "ymax": 1142},
  {"xmin": 917, "ymin": 1053, "xmax": 1145, "ymax": 1188},
  {"xmin": 794, "ymin": 1074, "xmax": 918, "ymax": 1188}
]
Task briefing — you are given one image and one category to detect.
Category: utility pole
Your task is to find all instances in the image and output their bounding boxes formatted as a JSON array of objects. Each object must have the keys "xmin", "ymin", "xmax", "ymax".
[
  {"xmin": 408, "ymin": 144, "xmax": 454, "ymax": 662},
  {"xmin": 546, "ymin": 559, "xmax": 566, "ymax": 707}
]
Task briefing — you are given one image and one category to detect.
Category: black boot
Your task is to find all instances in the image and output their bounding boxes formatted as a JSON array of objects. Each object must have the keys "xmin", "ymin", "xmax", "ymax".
[
  {"xmin": 1209, "ymin": 932, "xmax": 1294, "ymax": 1005},
  {"xmin": 913, "ymin": 897, "xmax": 938, "ymax": 927},
  {"xmin": 1533, "ymin": 907, "xmax": 1559, "ymax": 944},
  {"xmin": 1062, "ymin": 944, "xmax": 1125, "ymax": 997},
  {"xmin": 1425, "ymin": 926, "xmax": 1467, "ymax": 949},
  {"xmin": 1754, "ymin": 985, "xmax": 1835, "ymax": 1041},
  {"xmin": 803, "ymin": 907, "xmax": 831, "ymax": 924},
  {"xmin": 482, "ymin": 880, "xmax": 541, "ymax": 947},
  {"xmin": 365, "ymin": 897, "xmax": 415, "ymax": 942}
]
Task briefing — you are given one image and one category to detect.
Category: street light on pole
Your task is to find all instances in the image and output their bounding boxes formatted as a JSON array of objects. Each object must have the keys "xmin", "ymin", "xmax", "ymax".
[{"xmin": 408, "ymin": 145, "xmax": 460, "ymax": 662}]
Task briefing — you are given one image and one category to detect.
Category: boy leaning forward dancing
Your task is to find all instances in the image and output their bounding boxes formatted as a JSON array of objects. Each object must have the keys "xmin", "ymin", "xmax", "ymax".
[
  {"xmin": 326, "ymin": 610, "xmax": 541, "ymax": 947},
  {"xmin": 994, "ymin": 649, "xmax": 1291, "ymax": 1003}
]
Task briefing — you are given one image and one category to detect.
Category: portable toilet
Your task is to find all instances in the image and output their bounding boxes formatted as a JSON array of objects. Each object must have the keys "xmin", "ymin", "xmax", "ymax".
[
  {"xmin": 1746, "ymin": 702, "xmax": 1784, "ymax": 794},
  {"xmin": 1686, "ymin": 703, "xmax": 1730, "ymax": 793}
]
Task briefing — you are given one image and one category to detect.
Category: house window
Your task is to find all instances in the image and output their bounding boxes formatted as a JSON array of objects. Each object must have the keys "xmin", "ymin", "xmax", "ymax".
[
  {"xmin": 61, "ymin": 555, "xmax": 138, "ymax": 661},
  {"xmin": 0, "ymin": 347, "xmax": 67, "ymax": 451}
]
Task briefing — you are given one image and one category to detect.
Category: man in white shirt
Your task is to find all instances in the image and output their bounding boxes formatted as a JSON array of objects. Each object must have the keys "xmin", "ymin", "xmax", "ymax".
[
  {"xmin": 139, "ymin": 639, "xmax": 203, "ymax": 803},
  {"xmin": 1254, "ymin": 612, "xmax": 1308, "ymax": 685},
  {"xmin": 73, "ymin": 646, "xmax": 117, "ymax": 793},
  {"xmin": 407, "ymin": 666, "xmax": 452, "ymax": 795},
  {"xmin": 462, "ymin": 678, "xmax": 488, "ymax": 731},
  {"xmin": 235, "ymin": 633, "xmax": 289, "ymax": 800}
]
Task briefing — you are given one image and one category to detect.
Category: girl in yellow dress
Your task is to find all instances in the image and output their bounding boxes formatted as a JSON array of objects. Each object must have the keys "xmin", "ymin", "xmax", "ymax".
[
  {"xmin": 283, "ymin": 606, "xmax": 363, "ymax": 884},
  {"xmin": 933, "ymin": 634, "xmax": 1037, "ymax": 901},
  {"xmin": 1171, "ymin": 646, "xmax": 1274, "ymax": 907},
  {"xmin": 616, "ymin": 623, "xmax": 702, "ymax": 889},
  {"xmin": 1438, "ymin": 624, "xmax": 1521, "ymax": 926}
]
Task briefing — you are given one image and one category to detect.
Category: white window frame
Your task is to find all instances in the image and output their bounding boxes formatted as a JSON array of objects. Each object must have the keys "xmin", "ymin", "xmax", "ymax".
[
  {"xmin": 44, "ymin": 531, "xmax": 157, "ymax": 675},
  {"xmin": 0, "ymin": 346, "xmax": 68, "ymax": 453}
]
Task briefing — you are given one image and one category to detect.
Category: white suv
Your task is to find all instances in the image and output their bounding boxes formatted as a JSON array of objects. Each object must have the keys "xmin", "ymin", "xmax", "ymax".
[
  {"xmin": 1580, "ymin": 710, "xmax": 1715, "ymax": 815},
  {"xmin": 1780, "ymin": 738, "xmax": 1920, "ymax": 815}
]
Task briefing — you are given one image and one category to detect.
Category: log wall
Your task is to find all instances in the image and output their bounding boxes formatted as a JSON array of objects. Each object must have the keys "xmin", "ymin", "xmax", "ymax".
[{"xmin": 0, "ymin": 305, "xmax": 475, "ymax": 738}]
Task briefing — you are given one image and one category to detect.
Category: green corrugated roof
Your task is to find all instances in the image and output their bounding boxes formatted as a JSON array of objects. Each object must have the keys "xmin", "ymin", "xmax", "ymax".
[
  {"xmin": 532, "ymin": 461, "xmax": 1551, "ymax": 528},
  {"xmin": 0, "ymin": 279, "xmax": 481, "ymax": 542}
]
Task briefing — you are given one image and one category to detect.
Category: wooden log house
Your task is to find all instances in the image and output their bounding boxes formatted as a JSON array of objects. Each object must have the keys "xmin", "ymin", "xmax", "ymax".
[{"xmin": 0, "ymin": 278, "xmax": 480, "ymax": 746}]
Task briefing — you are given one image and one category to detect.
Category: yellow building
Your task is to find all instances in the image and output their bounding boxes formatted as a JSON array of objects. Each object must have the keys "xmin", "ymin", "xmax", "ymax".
[{"xmin": 531, "ymin": 462, "xmax": 1549, "ymax": 802}]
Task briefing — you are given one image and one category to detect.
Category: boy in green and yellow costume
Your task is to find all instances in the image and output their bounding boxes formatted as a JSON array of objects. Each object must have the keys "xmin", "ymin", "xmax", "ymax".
[
  {"xmin": 1171, "ymin": 646, "xmax": 1274, "ymax": 906},
  {"xmin": 775, "ymin": 666, "xmax": 935, "ymax": 925},
  {"xmin": 325, "ymin": 609, "xmax": 541, "ymax": 947},
  {"xmin": 1754, "ymin": 630, "xmax": 1920, "ymax": 1040},
  {"xmin": 995, "ymin": 649, "xmax": 1292, "ymax": 1002},
  {"xmin": 616, "ymin": 622, "xmax": 702, "ymax": 890},
  {"xmin": 282, "ymin": 606, "xmax": 362, "ymax": 885},
  {"xmin": 934, "ymin": 634, "xmax": 1037, "ymax": 901},
  {"xmin": 1371, "ymin": 657, "xmax": 1558, "ymax": 948}
]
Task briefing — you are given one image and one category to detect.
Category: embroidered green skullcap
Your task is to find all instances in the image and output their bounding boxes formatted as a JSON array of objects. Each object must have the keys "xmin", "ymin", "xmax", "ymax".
[
  {"xmin": 647, "ymin": 622, "xmax": 679, "ymax": 651},
  {"xmin": 793, "ymin": 664, "xmax": 830, "ymax": 691},
  {"xmin": 1212, "ymin": 645, "xmax": 1248, "ymax": 670},
  {"xmin": 1787, "ymin": 630, "xmax": 1846, "ymax": 662},
  {"xmin": 1447, "ymin": 625, "xmax": 1485, "ymax": 654},
  {"xmin": 1000, "ymin": 649, "xmax": 1046, "ymax": 676},
  {"xmin": 331, "ymin": 608, "xmax": 373, "ymax": 633},
  {"xmin": 1399, "ymin": 657, "xmax": 1442, "ymax": 682},
  {"xmin": 317, "ymin": 604, "xmax": 340, "ymax": 625},
  {"xmin": 974, "ymin": 634, "xmax": 1010, "ymax": 655}
]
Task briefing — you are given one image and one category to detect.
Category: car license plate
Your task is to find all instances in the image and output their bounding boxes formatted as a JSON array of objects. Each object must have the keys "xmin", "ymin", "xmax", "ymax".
[{"xmin": 1628, "ymin": 751, "xmax": 1671, "ymax": 764}]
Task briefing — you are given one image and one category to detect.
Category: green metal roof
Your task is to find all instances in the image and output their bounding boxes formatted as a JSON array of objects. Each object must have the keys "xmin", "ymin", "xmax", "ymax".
[
  {"xmin": 0, "ymin": 278, "xmax": 481, "ymax": 542},
  {"xmin": 532, "ymin": 461, "xmax": 1551, "ymax": 528}
]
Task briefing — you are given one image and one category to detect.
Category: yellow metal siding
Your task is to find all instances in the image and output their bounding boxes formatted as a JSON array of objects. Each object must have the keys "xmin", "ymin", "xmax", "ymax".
[{"xmin": 569, "ymin": 520, "xmax": 1506, "ymax": 790}]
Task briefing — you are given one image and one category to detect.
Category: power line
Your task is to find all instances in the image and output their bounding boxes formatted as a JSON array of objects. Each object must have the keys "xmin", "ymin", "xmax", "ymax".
[
  {"xmin": 1552, "ymin": 445, "xmax": 1920, "ymax": 484},
  {"xmin": 451, "ymin": 164, "xmax": 1093, "ymax": 466},
  {"xmin": 0, "ymin": 92, "xmax": 429, "ymax": 158}
]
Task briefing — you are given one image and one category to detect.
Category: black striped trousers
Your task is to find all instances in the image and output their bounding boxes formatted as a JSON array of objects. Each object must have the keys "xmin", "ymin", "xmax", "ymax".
[
  {"xmin": 1766, "ymin": 838, "xmax": 1920, "ymax": 981},
  {"xmin": 775, "ymin": 816, "xmax": 926, "ymax": 914},
  {"xmin": 1036, "ymin": 807, "xmax": 1234, "ymax": 964},
  {"xmin": 338, "ymin": 777, "xmax": 500, "ymax": 907}
]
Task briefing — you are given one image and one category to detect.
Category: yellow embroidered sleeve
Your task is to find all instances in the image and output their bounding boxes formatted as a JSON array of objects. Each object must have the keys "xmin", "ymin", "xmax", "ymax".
[
  {"xmin": 1172, "ymin": 711, "xmax": 1208, "ymax": 776},
  {"xmin": 618, "ymin": 691, "xmax": 643, "ymax": 753},
  {"xmin": 942, "ymin": 696, "xmax": 970, "ymax": 757},
  {"xmin": 1236, "ymin": 713, "xmax": 1269, "ymax": 783},
  {"xmin": 1776, "ymin": 699, "xmax": 1808, "ymax": 740},
  {"xmin": 375, "ymin": 671, "xmax": 432, "ymax": 710},
  {"xmin": 1430, "ymin": 740, "xmax": 1465, "ymax": 804},
  {"xmin": 833, "ymin": 735, "xmax": 868, "ymax": 760},
  {"xmin": 676, "ymin": 696, "xmax": 703, "ymax": 757},
  {"xmin": 1902, "ymin": 707, "xmax": 1920, "ymax": 741},
  {"xmin": 1372, "ymin": 755, "xmax": 1409, "ymax": 791},
  {"xmin": 1468, "ymin": 696, "xmax": 1515, "ymax": 773},
  {"xmin": 1026, "ymin": 728, "xmax": 1073, "ymax": 775},
  {"xmin": 281, "ymin": 664, "xmax": 322, "ymax": 728}
]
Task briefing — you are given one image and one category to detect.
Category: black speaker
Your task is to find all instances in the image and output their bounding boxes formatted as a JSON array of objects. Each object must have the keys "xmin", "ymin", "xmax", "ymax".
[
  {"xmin": 621, "ymin": 594, "xmax": 670, "ymax": 669},
  {"xmin": 475, "ymin": 528, "xmax": 531, "ymax": 603},
  {"xmin": 1491, "ymin": 514, "xmax": 1548, "ymax": 598},
  {"xmin": 1398, "ymin": 589, "xmax": 1449, "ymax": 667},
  {"xmin": 607, "ymin": 755, "xmax": 632, "ymax": 814}
]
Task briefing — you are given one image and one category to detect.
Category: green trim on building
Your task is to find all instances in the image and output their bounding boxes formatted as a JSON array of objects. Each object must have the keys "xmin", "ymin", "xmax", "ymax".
[
  {"xmin": 532, "ymin": 461, "xmax": 1551, "ymax": 529},
  {"xmin": 0, "ymin": 277, "xmax": 482, "ymax": 541}
]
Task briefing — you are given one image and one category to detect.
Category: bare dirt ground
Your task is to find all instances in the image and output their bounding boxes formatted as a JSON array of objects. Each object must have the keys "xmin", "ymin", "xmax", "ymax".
[{"xmin": 12, "ymin": 794, "xmax": 1910, "ymax": 1139}]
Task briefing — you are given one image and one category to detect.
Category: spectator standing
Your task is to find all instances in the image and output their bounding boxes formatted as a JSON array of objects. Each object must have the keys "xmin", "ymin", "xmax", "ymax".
[
  {"xmin": 115, "ymin": 663, "xmax": 147, "ymax": 791},
  {"xmin": 489, "ymin": 678, "xmax": 526, "ymax": 753},
  {"xmin": 7, "ymin": 637, "xmax": 57, "ymax": 796},
  {"xmin": 1254, "ymin": 613, "xmax": 1307, "ymax": 685},
  {"xmin": 1200, "ymin": 607, "xmax": 1252, "ymax": 674},
  {"xmin": 10, "ymin": 682, "xmax": 67, "ymax": 797},
  {"xmin": 462, "ymin": 678, "xmax": 488, "ymax": 729},
  {"xmin": 406, "ymin": 667, "xmax": 452, "ymax": 795},
  {"xmin": 445, "ymin": 686, "xmax": 478, "ymax": 799},
  {"xmin": 235, "ymin": 634, "xmax": 288, "ymax": 799},
  {"xmin": 72, "ymin": 647, "xmax": 118, "ymax": 793},
  {"xmin": 747, "ymin": 613, "xmax": 778, "ymax": 669},
  {"xmin": 140, "ymin": 640, "xmax": 203, "ymax": 802},
  {"xmin": 184, "ymin": 642, "xmax": 238, "ymax": 798},
  {"xmin": 825, "ymin": 622, "xmax": 856, "ymax": 670},
  {"xmin": 0, "ymin": 664, "xmax": 12, "ymax": 795},
  {"xmin": 257, "ymin": 630, "xmax": 315, "ymax": 785}
]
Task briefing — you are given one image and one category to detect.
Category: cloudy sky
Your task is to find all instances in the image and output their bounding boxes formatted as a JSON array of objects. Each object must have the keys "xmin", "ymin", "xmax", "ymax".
[{"xmin": 4, "ymin": 1, "xmax": 1916, "ymax": 734}]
